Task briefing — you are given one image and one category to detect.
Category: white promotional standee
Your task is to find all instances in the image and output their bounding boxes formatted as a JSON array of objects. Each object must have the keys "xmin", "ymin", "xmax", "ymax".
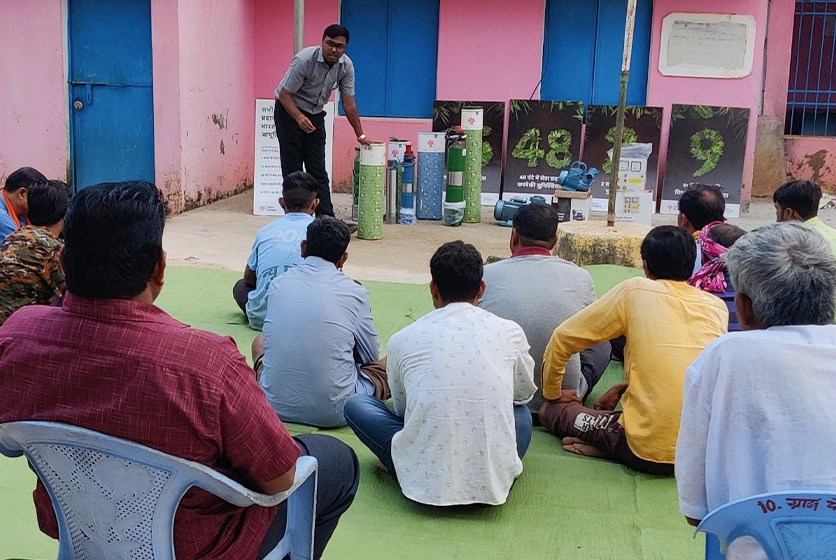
[
  {"xmin": 253, "ymin": 99, "xmax": 334, "ymax": 216},
  {"xmin": 416, "ymin": 132, "xmax": 445, "ymax": 220},
  {"xmin": 616, "ymin": 191, "xmax": 653, "ymax": 225}
]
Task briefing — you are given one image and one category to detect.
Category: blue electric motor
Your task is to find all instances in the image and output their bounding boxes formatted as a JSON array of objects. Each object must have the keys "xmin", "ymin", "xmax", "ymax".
[
  {"xmin": 557, "ymin": 161, "xmax": 599, "ymax": 192},
  {"xmin": 494, "ymin": 195, "xmax": 548, "ymax": 227}
]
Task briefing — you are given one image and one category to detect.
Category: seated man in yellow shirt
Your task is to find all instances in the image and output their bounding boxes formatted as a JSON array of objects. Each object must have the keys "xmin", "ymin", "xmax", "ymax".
[{"xmin": 539, "ymin": 226, "xmax": 728, "ymax": 474}]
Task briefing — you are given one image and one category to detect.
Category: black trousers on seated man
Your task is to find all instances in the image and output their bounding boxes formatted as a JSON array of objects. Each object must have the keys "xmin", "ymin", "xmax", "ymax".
[
  {"xmin": 256, "ymin": 434, "xmax": 359, "ymax": 560},
  {"xmin": 274, "ymin": 100, "xmax": 333, "ymax": 217},
  {"xmin": 233, "ymin": 278, "xmax": 252, "ymax": 314}
]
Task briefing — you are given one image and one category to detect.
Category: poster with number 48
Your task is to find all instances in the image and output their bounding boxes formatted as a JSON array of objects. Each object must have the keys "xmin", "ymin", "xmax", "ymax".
[
  {"xmin": 502, "ymin": 100, "xmax": 584, "ymax": 200},
  {"xmin": 660, "ymin": 105, "xmax": 750, "ymax": 218}
]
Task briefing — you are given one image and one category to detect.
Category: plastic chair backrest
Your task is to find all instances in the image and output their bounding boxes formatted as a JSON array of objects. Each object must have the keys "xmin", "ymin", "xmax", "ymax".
[
  {"xmin": 0, "ymin": 421, "xmax": 317, "ymax": 560},
  {"xmin": 698, "ymin": 491, "xmax": 836, "ymax": 560}
]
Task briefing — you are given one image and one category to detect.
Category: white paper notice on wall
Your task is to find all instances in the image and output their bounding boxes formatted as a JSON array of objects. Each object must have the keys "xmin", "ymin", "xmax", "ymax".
[
  {"xmin": 253, "ymin": 99, "xmax": 334, "ymax": 216},
  {"xmin": 659, "ymin": 13, "xmax": 756, "ymax": 79}
]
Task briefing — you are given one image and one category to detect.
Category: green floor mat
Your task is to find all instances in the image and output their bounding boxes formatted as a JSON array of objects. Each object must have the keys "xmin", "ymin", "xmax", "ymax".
[{"xmin": 0, "ymin": 264, "xmax": 701, "ymax": 560}]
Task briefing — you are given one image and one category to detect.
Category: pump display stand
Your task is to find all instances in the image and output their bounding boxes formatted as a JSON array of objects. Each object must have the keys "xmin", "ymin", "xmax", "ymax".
[
  {"xmin": 358, "ymin": 143, "xmax": 386, "ymax": 240},
  {"xmin": 417, "ymin": 132, "xmax": 445, "ymax": 220},
  {"xmin": 461, "ymin": 107, "xmax": 483, "ymax": 223}
]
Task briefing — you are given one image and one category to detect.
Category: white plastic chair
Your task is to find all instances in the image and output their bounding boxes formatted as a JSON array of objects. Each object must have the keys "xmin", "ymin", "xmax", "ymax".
[
  {"xmin": 0, "ymin": 421, "xmax": 317, "ymax": 560},
  {"xmin": 698, "ymin": 491, "xmax": 836, "ymax": 559}
]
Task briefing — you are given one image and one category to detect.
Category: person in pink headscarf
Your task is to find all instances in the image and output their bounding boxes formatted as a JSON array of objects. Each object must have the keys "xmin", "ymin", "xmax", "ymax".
[{"xmin": 689, "ymin": 222, "xmax": 747, "ymax": 331}]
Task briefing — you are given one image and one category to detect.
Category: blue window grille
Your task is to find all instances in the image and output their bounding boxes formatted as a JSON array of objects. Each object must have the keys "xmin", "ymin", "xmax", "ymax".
[
  {"xmin": 786, "ymin": 1, "xmax": 836, "ymax": 136},
  {"xmin": 340, "ymin": 0, "xmax": 439, "ymax": 118}
]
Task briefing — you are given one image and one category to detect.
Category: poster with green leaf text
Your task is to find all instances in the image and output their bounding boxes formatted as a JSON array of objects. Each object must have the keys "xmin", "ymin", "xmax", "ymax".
[
  {"xmin": 585, "ymin": 106, "xmax": 663, "ymax": 212},
  {"xmin": 503, "ymin": 100, "xmax": 584, "ymax": 200},
  {"xmin": 661, "ymin": 105, "xmax": 749, "ymax": 218}
]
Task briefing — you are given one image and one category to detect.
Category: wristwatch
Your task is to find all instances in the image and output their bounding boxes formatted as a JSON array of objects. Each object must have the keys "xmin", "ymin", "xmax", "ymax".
[{"xmin": 358, "ymin": 134, "xmax": 367, "ymax": 142}]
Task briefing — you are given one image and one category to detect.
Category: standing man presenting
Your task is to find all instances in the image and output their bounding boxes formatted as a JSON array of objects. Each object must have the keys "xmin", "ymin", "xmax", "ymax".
[{"xmin": 275, "ymin": 24, "xmax": 370, "ymax": 219}]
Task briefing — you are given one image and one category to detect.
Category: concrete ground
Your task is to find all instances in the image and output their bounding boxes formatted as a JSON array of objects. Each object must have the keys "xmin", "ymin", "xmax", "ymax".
[{"xmin": 163, "ymin": 190, "xmax": 836, "ymax": 284}]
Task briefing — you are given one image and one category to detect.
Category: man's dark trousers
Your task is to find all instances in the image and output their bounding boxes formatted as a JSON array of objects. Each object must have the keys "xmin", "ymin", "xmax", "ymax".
[{"xmin": 274, "ymin": 100, "xmax": 334, "ymax": 217}]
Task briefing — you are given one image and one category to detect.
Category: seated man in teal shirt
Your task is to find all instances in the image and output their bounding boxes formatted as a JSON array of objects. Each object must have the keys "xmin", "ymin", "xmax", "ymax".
[
  {"xmin": 233, "ymin": 171, "xmax": 318, "ymax": 330},
  {"xmin": 774, "ymin": 179, "xmax": 836, "ymax": 256},
  {"xmin": 1, "ymin": 167, "xmax": 46, "ymax": 241}
]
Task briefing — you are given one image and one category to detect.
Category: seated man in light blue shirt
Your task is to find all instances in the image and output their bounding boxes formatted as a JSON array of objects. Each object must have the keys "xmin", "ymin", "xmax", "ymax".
[
  {"xmin": 253, "ymin": 216, "xmax": 389, "ymax": 428},
  {"xmin": 1, "ymin": 167, "xmax": 46, "ymax": 241},
  {"xmin": 233, "ymin": 171, "xmax": 318, "ymax": 330}
]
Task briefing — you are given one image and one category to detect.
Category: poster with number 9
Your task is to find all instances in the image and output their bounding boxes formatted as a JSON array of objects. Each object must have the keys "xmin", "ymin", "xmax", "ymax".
[
  {"xmin": 502, "ymin": 100, "xmax": 584, "ymax": 200},
  {"xmin": 660, "ymin": 105, "xmax": 750, "ymax": 218}
]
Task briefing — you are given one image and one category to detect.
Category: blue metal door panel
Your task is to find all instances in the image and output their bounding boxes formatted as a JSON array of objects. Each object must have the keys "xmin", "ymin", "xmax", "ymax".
[
  {"xmin": 69, "ymin": 0, "xmax": 154, "ymax": 190},
  {"xmin": 541, "ymin": 0, "xmax": 652, "ymax": 107},
  {"xmin": 540, "ymin": 0, "xmax": 598, "ymax": 103},
  {"xmin": 592, "ymin": 0, "xmax": 652, "ymax": 106},
  {"xmin": 71, "ymin": 85, "xmax": 155, "ymax": 189},
  {"xmin": 341, "ymin": 0, "xmax": 389, "ymax": 117},
  {"xmin": 386, "ymin": 0, "xmax": 439, "ymax": 118}
]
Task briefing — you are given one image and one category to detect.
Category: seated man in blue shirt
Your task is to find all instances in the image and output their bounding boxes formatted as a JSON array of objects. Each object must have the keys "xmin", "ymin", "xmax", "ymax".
[
  {"xmin": 233, "ymin": 171, "xmax": 318, "ymax": 330},
  {"xmin": 253, "ymin": 217, "xmax": 388, "ymax": 428},
  {"xmin": 1, "ymin": 167, "xmax": 46, "ymax": 241}
]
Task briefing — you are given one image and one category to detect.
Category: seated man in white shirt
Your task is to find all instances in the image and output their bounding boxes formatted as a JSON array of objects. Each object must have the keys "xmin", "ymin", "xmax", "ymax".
[
  {"xmin": 344, "ymin": 241, "xmax": 537, "ymax": 507},
  {"xmin": 676, "ymin": 222, "xmax": 836, "ymax": 560}
]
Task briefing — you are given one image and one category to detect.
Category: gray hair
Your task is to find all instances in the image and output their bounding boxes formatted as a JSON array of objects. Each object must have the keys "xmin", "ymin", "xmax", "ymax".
[{"xmin": 725, "ymin": 222, "xmax": 836, "ymax": 327}]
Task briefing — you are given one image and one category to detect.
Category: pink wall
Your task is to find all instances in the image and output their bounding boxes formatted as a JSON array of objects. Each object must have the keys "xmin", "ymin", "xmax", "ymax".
[
  {"xmin": 763, "ymin": 0, "xmax": 798, "ymax": 119},
  {"xmin": 151, "ymin": 0, "xmax": 183, "ymax": 210},
  {"xmin": 646, "ymin": 1, "xmax": 769, "ymax": 208},
  {"xmin": 786, "ymin": 137, "xmax": 836, "ymax": 193},
  {"xmin": 0, "ymin": 0, "xmax": 68, "ymax": 183},
  {"xmin": 175, "ymin": 0, "xmax": 256, "ymax": 210},
  {"xmin": 254, "ymin": 0, "xmax": 339, "ymax": 99},
  {"xmin": 435, "ymin": 0, "xmax": 544, "ymax": 101}
]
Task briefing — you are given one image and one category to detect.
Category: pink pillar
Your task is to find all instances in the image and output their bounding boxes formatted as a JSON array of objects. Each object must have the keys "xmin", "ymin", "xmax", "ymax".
[{"xmin": 0, "ymin": 0, "xmax": 68, "ymax": 182}]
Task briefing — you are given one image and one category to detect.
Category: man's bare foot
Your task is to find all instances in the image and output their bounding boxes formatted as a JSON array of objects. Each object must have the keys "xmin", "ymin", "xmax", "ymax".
[
  {"xmin": 376, "ymin": 460, "xmax": 390, "ymax": 473},
  {"xmin": 562, "ymin": 437, "xmax": 607, "ymax": 458}
]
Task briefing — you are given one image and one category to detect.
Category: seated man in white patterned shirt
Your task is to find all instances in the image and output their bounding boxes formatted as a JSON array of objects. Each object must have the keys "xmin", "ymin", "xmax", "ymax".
[{"xmin": 344, "ymin": 241, "xmax": 537, "ymax": 506}]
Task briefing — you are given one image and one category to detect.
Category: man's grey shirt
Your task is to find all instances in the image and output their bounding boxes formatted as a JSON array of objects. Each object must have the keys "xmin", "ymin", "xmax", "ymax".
[
  {"xmin": 479, "ymin": 254, "xmax": 597, "ymax": 412},
  {"xmin": 275, "ymin": 46, "xmax": 355, "ymax": 114},
  {"xmin": 260, "ymin": 256, "xmax": 379, "ymax": 428}
]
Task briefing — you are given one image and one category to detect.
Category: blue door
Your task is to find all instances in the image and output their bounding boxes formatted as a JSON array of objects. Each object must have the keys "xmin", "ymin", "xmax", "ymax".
[
  {"xmin": 69, "ymin": 0, "xmax": 154, "ymax": 190},
  {"xmin": 541, "ymin": 0, "xmax": 653, "ymax": 106}
]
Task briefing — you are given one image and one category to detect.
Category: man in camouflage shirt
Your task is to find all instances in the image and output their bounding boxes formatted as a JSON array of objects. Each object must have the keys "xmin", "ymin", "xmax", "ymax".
[{"xmin": 0, "ymin": 180, "xmax": 72, "ymax": 325}]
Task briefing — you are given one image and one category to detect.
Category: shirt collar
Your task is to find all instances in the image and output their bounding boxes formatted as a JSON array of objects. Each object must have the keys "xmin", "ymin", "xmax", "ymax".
[
  {"xmin": 305, "ymin": 255, "xmax": 339, "ymax": 270},
  {"xmin": 511, "ymin": 246, "xmax": 552, "ymax": 258},
  {"xmin": 315, "ymin": 46, "xmax": 345, "ymax": 65},
  {"xmin": 62, "ymin": 292, "xmax": 187, "ymax": 327}
]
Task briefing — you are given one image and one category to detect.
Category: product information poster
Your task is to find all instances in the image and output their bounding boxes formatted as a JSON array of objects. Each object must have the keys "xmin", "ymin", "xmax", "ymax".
[
  {"xmin": 585, "ymin": 106, "xmax": 664, "ymax": 212},
  {"xmin": 253, "ymin": 99, "xmax": 334, "ymax": 216},
  {"xmin": 660, "ymin": 105, "xmax": 749, "ymax": 218},
  {"xmin": 432, "ymin": 101, "xmax": 505, "ymax": 206},
  {"xmin": 503, "ymin": 100, "xmax": 584, "ymax": 200}
]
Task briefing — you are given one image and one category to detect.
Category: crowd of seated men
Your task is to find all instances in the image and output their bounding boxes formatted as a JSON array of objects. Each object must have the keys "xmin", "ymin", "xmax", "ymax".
[{"xmin": 1, "ymin": 169, "xmax": 835, "ymax": 560}]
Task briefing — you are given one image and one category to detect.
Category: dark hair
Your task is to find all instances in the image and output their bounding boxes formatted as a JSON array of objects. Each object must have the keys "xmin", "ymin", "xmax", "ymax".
[
  {"xmin": 306, "ymin": 216, "xmax": 350, "ymax": 264},
  {"xmin": 430, "ymin": 241, "xmax": 483, "ymax": 303},
  {"xmin": 679, "ymin": 184, "xmax": 725, "ymax": 230},
  {"xmin": 640, "ymin": 226, "xmax": 696, "ymax": 281},
  {"xmin": 4, "ymin": 167, "xmax": 46, "ymax": 193},
  {"xmin": 27, "ymin": 180, "xmax": 72, "ymax": 227},
  {"xmin": 323, "ymin": 24, "xmax": 349, "ymax": 43},
  {"xmin": 282, "ymin": 171, "xmax": 319, "ymax": 212},
  {"xmin": 64, "ymin": 181, "xmax": 168, "ymax": 299},
  {"xmin": 513, "ymin": 202, "xmax": 559, "ymax": 246},
  {"xmin": 773, "ymin": 180, "xmax": 822, "ymax": 220},
  {"xmin": 708, "ymin": 223, "xmax": 746, "ymax": 248}
]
